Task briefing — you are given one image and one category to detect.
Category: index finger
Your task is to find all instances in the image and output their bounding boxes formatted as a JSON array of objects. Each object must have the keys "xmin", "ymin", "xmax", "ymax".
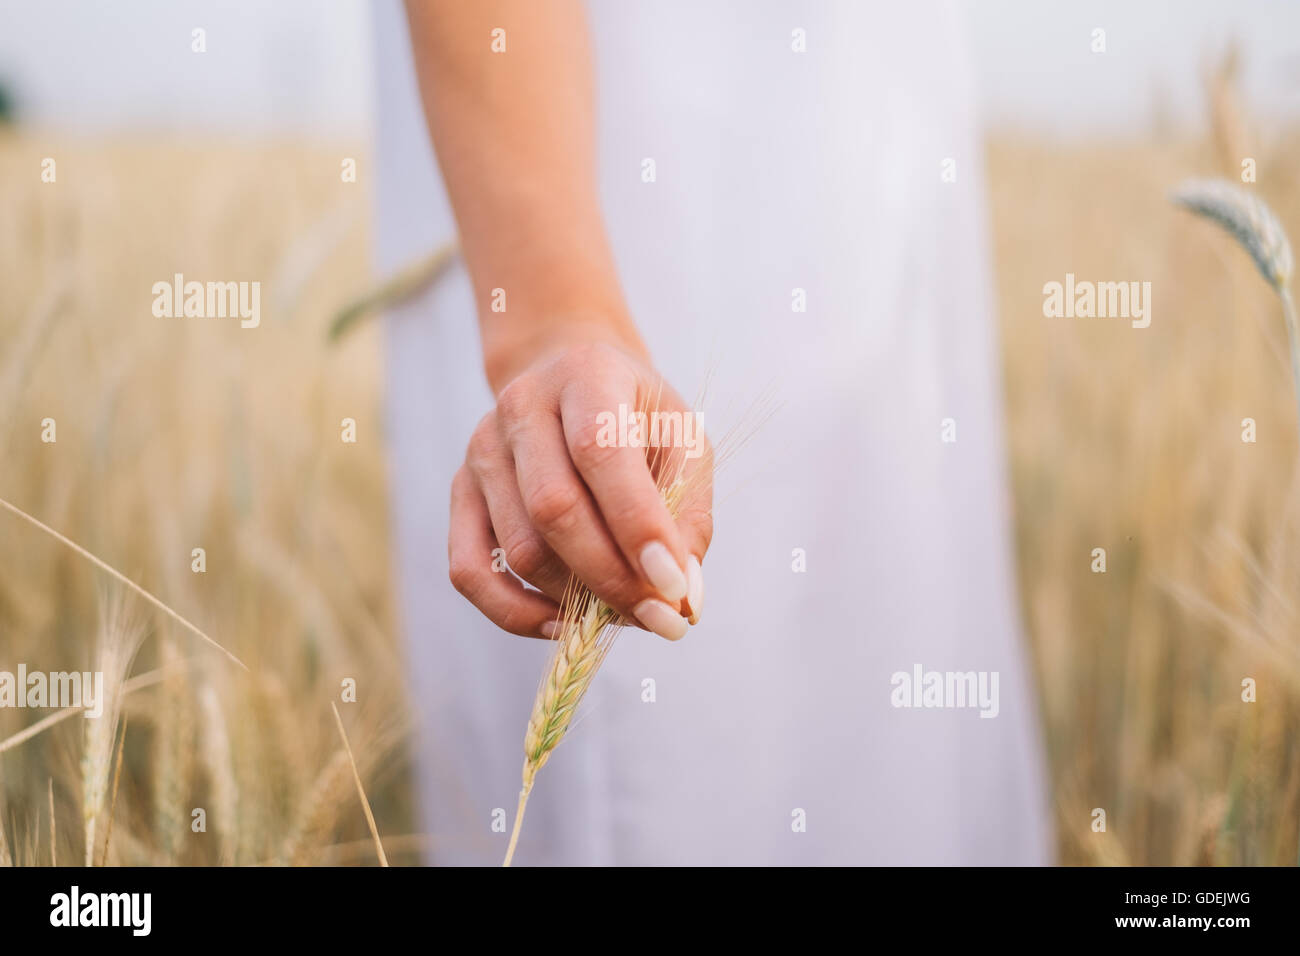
[{"xmin": 559, "ymin": 373, "xmax": 692, "ymax": 607}]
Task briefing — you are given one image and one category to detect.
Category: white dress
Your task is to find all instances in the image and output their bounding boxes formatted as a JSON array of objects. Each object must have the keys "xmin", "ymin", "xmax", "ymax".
[{"xmin": 374, "ymin": 0, "xmax": 1051, "ymax": 865}]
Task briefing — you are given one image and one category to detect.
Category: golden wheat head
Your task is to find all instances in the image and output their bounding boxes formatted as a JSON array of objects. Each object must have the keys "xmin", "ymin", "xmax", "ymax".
[{"xmin": 500, "ymin": 380, "xmax": 777, "ymax": 867}]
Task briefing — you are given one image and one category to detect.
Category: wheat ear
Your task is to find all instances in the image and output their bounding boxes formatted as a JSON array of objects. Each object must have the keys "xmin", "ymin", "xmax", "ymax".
[
  {"xmin": 281, "ymin": 750, "xmax": 353, "ymax": 865},
  {"xmin": 500, "ymin": 384, "xmax": 773, "ymax": 866},
  {"xmin": 198, "ymin": 683, "xmax": 238, "ymax": 866},
  {"xmin": 504, "ymin": 591, "xmax": 620, "ymax": 867},
  {"xmin": 0, "ymin": 666, "xmax": 167, "ymax": 756},
  {"xmin": 503, "ymin": 406, "xmax": 718, "ymax": 866},
  {"xmin": 82, "ymin": 600, "xmax": 144, "ymax": 866},
  {"xmin": 327, "ymin": 241, "xmax": 458, "ymax": 342},
  {"xmin": 1171, "ymin": 179, "xmax": 1300, "ymax": 429},
  {"xmin": 502, "ymin": 472, "xmax": 705, "ymax": 868}
]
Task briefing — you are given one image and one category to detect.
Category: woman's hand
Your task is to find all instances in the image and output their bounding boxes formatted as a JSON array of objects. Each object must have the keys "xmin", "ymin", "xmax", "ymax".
[
  {"xmin": 404, "ymin": 3, "xmax": 710, "ymax": 639},
  {"xmin": 448, "ymin": 341, "xmax": 712, "ymax": 641}
]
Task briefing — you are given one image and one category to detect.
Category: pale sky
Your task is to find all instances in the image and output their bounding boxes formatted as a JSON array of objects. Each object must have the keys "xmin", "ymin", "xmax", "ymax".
[{"xmin": 2, "ymin": 0, "xmax": 1299, "ymax": 138}]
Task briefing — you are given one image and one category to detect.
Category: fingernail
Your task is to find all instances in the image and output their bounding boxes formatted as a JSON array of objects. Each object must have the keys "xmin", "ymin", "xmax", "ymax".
[
  {"xmin": 685, "ymin": 555, "xmax": 704, "ymax": 625},
  {"xmin": 633, "ymin": 598, "xmax": 688, "ymax": 641},
  {"xmin": 639, "ymin": 541, "xmax": 688, "ymax": 603},
  {"xmin": 540, "ymin": 620, "xmax": 558, "ymax": 639}
]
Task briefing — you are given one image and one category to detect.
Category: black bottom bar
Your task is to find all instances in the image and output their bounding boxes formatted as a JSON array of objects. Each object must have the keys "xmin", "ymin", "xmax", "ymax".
[{"xmin": 0, "ymin": 865, "xmax": 1281, "ymax": 941}]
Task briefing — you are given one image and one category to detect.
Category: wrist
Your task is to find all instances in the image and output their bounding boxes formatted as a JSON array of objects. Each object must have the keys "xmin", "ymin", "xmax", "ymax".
[{"xmin": 482, "ymin": 309, "xmax": 648, "ymax": 393}]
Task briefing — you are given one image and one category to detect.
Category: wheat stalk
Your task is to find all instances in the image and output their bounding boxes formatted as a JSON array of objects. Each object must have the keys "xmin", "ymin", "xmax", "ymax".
[
  {"xmin": 330, "ymin": 703, "xmax": 389, "ymax": 867},
  {"xmin": 502, "ymin": 388, "xmax": 745, "ymax": 867},
  {"xmin": 48, "ymin": 778, "xmax": 56, "ymax": 866},
  {"xmin": 1171, "ymin": 179, "xmax": 1300, "ymax": 430},
  {"xmin": 1171, "ymin": 179, "xmax": 1300, "ymax": 863},
  {"xmin": 98, "ymin": 714, "xmax": 129, "ymax": 866},
  {"xmin": 0, "ymin": 666, "xmax": 168, "ymax": 756},
  {"xmin": 0, "ymin": 495, "xmax": 246, "ymax": 671},
  {"xmin": 0, "ymin": 802, "xmax": 11, "ymax": 867}
]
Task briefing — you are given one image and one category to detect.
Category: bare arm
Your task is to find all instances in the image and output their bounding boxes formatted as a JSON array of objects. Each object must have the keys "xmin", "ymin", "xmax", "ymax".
[
  {"xmin": 404, "ymin": 0, "xmax": 710, "ymax": 642},
  {"xmin": 404, "ymin": 0, "xmax": 644, "ymax": 391}
]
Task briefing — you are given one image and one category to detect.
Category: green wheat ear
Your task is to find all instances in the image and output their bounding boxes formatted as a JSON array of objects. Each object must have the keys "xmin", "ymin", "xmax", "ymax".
[
  {"xmin": 327, "ymin": 241, "xmax": 459, "ymax": 343},
  {"xmin": 1171, "ymin": 178, "xmax": 1300, "ymax": 432},
  {"xmin": 1171, "ymin": 178, "xmax": 1293, "ymax": 290}
]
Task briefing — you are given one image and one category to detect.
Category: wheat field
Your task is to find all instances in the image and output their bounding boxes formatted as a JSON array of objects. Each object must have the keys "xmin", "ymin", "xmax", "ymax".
[
  {"xmin": 0, "ymin": 134, "xmax": 414, "ymax": 865},
  {"xmin": 993, "ymin": 130, "xmax": 1300, "ymax": 865},
  {"xmin": 0, "ymin": 122, "xmax": 1298, "ymax": 865}
]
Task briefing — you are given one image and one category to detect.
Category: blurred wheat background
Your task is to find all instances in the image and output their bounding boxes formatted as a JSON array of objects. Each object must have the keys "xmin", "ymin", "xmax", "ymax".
[
  {"xmin": 2, "ymin": 46, "xmax": 1300, "ymax": 865},
  {"xmin": 994, "ymin": 56, "xmax": 1300, "ymax": 865},
  {"xmin": 0, "ymin": 135, "xmax": 416, "ymax": 865}
]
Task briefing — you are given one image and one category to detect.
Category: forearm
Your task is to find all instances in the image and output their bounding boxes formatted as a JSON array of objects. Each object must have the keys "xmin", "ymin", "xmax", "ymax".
[{"xmin": 404, "ymin": 0, "xmax": 645, "ymax": 390}]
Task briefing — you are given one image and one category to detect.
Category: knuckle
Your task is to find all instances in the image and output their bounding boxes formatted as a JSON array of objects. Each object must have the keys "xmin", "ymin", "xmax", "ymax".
[
  {"xmin": 504, "ymin": 535, "xmax": 548, "ymax": 581},
  {"xmin": 603, "ymin": 498, "xmax": 658, "ymax": 542},
  {"xmin": 568, "ymin": 421, "xmax": 621, "ymax": 471},
  {"xmin": 525, "ymin": 480, "xmax": 585, "ymax": 535},
  {"xmin": 496, "ymin": 378, "xmax": 532, "ymax": 424},
  {"xmin": 466, "ymin": 415, "xmax": 499, "ymax": 464},
  {"xmin": 447, "ymin": 553, "xmax": 483, "ymax": 601},
  {"xmin": 497, "ymin": 605, "xmax": 536, "ymax": 637}
]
